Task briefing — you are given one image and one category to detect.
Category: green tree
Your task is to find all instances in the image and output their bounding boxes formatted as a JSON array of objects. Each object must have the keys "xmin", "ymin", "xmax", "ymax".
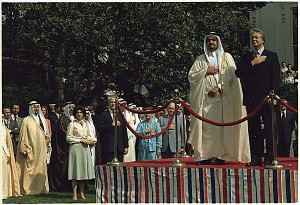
[{"xmin": 2, "ymin": 2, "xmax": 267, "ymax": 109}]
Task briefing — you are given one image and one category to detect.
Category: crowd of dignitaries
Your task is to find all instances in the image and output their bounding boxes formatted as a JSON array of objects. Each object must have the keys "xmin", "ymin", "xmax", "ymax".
[
  {"xmin": 1, "ymin": 98, "xmax": 186, "ymax": 200},
  {"xmin": 2, "ymin": 92, "xmax": 297, "ymax": 199}
]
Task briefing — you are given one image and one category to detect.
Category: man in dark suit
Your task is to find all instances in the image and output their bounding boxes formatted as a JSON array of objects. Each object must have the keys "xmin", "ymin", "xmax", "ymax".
[
  {"xmin": 95, "ymin": 96, "xmax": 129, "ymax": 164},
  {"xmin": 9, "ymin": 104, "xmax": 23, "ymax": 157},
  {"xmin": 48, "ymin": 103, "xmax": 62, "ymax": 136},
  {"xmin": 159, "ymin": 102, "xmax": 184, "ymax": 159},
  {"xmin": 235, "ymin": 28, "xmax": 280, "ymax": 166},
  {"xmin": 276, "ymin": 99, "xmax": 297, "ymax": 157}
]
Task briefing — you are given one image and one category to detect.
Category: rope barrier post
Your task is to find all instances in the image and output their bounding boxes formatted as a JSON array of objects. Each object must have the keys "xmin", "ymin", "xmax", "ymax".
[
  {"xmin": 169, "ymin": 90, "xmax": 186, "ymax": 167},
  {"xmin": 265, "ymin": 90, "xmax": 284, "ymax": 169},
  {"xmin": 107, "ymin": 96, "xmax": 122, "ymax": 166},
  {"xmin": 180, "ymin": 103, "xmax": 189, "ymax": 158}
]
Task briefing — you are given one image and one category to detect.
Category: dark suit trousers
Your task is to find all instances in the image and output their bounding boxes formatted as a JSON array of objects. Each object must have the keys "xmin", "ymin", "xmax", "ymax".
[
  {"xmin": 161, "ymin": 144, "xmax": 175, "ymax": 159},
  {"xmin": 277, "ymin": 137, "xmax": 290, "ymax": 157},
  {"xmin": 247, "ymin": 104, "xmax": 274, "ymax": 162}
]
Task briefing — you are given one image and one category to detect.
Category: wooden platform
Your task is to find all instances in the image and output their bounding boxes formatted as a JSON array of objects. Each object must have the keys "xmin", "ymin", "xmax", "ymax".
[{"xmin": 95, "ymin": 157, "xmax": 298, "ymax": 203}]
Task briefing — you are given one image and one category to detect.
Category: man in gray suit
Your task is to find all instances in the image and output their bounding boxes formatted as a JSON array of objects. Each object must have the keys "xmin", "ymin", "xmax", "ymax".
[
  {"xmin": 159, "ymin": 102, "xmax": 184, "ymax": 158},
  {"xmin": 10, "ymin": 104, "xmax": 23, "ymax": 157},
  {"xmin": 3, "ymin": 104, "xmax": 23, "ymax": 157}
]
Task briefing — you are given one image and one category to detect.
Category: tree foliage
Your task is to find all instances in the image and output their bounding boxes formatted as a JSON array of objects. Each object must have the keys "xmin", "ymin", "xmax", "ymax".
[{"xmin": 2, "ymin": 2, "xmax": 267, "ymax": 109}]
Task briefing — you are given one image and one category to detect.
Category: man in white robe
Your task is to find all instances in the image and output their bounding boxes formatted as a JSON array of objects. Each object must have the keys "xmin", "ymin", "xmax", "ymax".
[
  {"xmin": 16, "ymin": 101, "xmax": 49, "ymax": 195},
  {"xmin": 1, "ymin": 123, "xmax": 20, "ymax": 199},
  {"xmin": 120, "ymin": 100, "xmax": 137, "ymax": 162},
  {"xmin": 188, "ymin": 32, "xmax": 250, "ymax": 165}
]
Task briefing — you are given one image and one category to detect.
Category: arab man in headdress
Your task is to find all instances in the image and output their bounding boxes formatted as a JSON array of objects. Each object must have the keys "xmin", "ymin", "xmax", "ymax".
[
  {"xmin": 1, "ymin": 122, "xmax": 21, "ymax": 199},
  {"xmin": 188, "ymin": 32, "xmax": 250, "ymax": 165},
  {"xmin": 16, "ymin": 101, "xmax": 49, "ymax": 195},
  {"xmin": 48, "ymin": 102, "xmax": 75, "ymax": 191}
]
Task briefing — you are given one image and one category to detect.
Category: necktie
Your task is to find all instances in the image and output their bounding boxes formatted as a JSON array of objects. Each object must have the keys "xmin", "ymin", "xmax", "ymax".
[
  {"xmin": 13, "ymin": 115, "xmax": 18, "ymax": 129},
  {"xmin": 38, "ymin": 114, "xmax": 45, "ymax": 131},
  {"xmin": 253, "ymin": 50, "xmax": 258, "ymax": 58},
  {"xmin": 281, "ymin": 111, "xmax": 286, "ymax": 125}
]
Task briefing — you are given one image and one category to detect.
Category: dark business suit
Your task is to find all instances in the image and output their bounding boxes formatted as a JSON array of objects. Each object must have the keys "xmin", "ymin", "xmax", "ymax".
[
  {"xmin": 276, "ymin": 109, "xmax": 297, "ymax": 157},
  {"xmin": 159, "ymin": 114, "xmax": 184, "ymax": 158},
  {"xmin": 235, "ymin": 49, "xmax": 280, "ymax": 164},
  {"xmin": 6, "ymin": 115, "xmax": 23, "ymax": 157},
  {"xmin": 95, "ymin": 109, "xmax": 129, "ymax": 164},
  {"xmin": 48, "ymin": 112, "xmax": 60, "ymax": 138}
]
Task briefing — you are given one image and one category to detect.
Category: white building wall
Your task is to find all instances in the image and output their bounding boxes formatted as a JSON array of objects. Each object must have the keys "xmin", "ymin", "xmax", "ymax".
[{"xmin": 249, "ymin": 2, "xmax": 298, "ymax": 66}]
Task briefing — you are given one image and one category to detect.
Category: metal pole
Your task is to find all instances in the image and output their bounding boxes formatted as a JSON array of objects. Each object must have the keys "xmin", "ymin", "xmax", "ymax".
[
  {"xmin": 265, "ymin": 91, "xmax": 284, "ymax": 169},
  {"xmin": 169, "ymin": 99, "xmax": 185, "ymax": 167},
  {"xmin": 107, "ymin": 98, "xmax": 121, "ymax": 166},
  {"xmin": 180, "ymin": 110, "xmax": 189, "ymax": 158}
]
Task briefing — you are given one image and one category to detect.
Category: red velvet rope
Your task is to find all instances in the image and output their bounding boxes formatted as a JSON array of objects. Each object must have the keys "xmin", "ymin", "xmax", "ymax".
[
  {"xmin": 119, "ymin": 100, "xmax": 170, "ymax": 114},
  {"xmin": 181, "ymin": 97, "xmax": 268, "ymax": 126},
  {"xmin": 117, "ymin": 105, "xmax": 175, "ymax": 139},
  {"xmin": 278, "ymin": 98, "xmax": 298, "ymax": 113}
]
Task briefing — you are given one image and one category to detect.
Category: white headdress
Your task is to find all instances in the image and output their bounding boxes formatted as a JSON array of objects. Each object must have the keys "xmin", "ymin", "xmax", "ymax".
[
  {"xmin": 203, "ymin": 32, "xmax": 224, "ymax": 87},
  {"xmin": 29, "ymin": 101, "xmax": 47, "ymax": 135},
  {"xmin": 64, "ymin": 102, "xmax": 75, "ymax": 121}
]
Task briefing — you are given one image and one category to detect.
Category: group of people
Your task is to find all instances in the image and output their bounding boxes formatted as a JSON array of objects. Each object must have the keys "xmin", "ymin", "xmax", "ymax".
[
  {"xmin": 1, "ymin": 98, "xmax": 188, "ymax": 200},
  {"xmin": 281, "ymin": 61, "xmax": 298, "ymax": 85},
  {"xmin": 2, "ymin": 28, "xmax": 298, "ymax": 201},
  {"xmin": 188, "ymin": 28, "xmax": 297, "ymax": 166}
]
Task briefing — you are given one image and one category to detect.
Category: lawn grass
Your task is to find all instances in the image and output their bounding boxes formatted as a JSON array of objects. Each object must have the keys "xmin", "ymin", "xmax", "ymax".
[{"xmin": 2, "ymin": 181, "xmax": 96, "ymax": 204}]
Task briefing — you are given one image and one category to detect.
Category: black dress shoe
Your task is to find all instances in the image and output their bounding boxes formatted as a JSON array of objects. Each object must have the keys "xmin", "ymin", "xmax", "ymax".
[
  {"xmin": 214, "ymin": 159, "xmax": 225, "ymax": 165},
  {"xmin": 246, "ymin": 161, "xmax": 263, "ymax": 167},
  {"xmin": 263, "ymin": 159, "xmax": 273, "ymax": 166},
  {"xmin": 196, "ymin": 159, "xmax": 212, "ymax": 165}
]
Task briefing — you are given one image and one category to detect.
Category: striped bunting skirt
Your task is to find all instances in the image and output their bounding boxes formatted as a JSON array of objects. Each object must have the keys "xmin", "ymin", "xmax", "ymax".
[{"xmin": 96, "ymin": 166, "xmax": 298, "ymax": 203}]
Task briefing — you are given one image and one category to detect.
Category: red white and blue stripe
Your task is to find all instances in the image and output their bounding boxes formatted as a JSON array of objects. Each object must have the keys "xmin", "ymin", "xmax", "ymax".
[{"xmin": 96, "ymin": 166, "xmax": 298, "ymax": 203}]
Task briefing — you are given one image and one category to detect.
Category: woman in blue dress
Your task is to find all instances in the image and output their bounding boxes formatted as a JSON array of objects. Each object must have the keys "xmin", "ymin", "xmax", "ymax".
[{"xmin": 136, "ymin": 107, "xmax": 162, "ymax": 160}]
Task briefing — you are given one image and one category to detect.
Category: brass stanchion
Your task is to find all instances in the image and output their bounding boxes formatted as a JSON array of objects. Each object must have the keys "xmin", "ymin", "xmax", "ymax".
[
  {"xmin": 169, "ymin": 91, "xmax": 185, "ymax": 167},
  {"xmin": 265, "ymin": 90, "xmax": 284, "ymax": 169},
  {"xmin": 107, "ymin": 96, "xmax": 122, "ymax": 166},
  {"xmin": 180, "ymin": 107, "xmax": 189, "ymax": 158}
]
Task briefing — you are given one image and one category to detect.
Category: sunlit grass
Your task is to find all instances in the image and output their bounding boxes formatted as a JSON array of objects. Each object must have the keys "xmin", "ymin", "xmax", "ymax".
[{"xmin": 3, "ymin": 181, "xmax": 96, "ymax": 204}]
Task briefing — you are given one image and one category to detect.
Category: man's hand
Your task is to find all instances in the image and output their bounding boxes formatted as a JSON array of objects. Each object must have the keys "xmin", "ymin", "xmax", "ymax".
[
  {"xmin": 124, "ymin": 148, "xmax": 128, "ymax": 155},
  {"xmin": 156, "ymin": 150, "xmax": 161, "ymax": 157},
  {"xmin": 112, "ymin": 120, "xmax": 121, "ymax": 126},
  {"xmin": 252, "ymin": 56, "xmax": 267, "ymax": 66},
  {"xmin": 169, "ymin": 125, "xmax": 176, "ymax": 130},
  {"xmin": 208, "ymin": 86, "xmax": 220, "ymax": 98},
  {"xmin": 206, "ymin": 66, "xmax": 219, "ymax": 75}
]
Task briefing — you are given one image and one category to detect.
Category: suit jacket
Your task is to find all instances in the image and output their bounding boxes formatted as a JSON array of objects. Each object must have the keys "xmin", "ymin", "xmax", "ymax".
[
  {"xmin": 276, "ymin": 109, "xmax": 297, "ymax": 145},
  {"xmin": 48, "ymin": 112, "xmax": 59, "ymax": 125},
  {"xmin": 96, "ymin": 110, "xmax": 129, "ymax": 153},
  {"xmin": 8, "ymin": 115, "xmax": 23, "ymax": 137},
  {"xmin": 159, "ymin": 114, "xmax": 184, "ymax": 153},
  {"xmin": 48, "ymin": 112, "xmax": 59, "ymax": 135},
  {"xmin": 235, "ymin": 49, "xmax": 280, "ymax": 107}
]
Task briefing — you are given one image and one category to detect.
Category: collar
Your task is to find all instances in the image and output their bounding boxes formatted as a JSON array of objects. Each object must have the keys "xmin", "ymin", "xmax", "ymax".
[
  {"xmin": 254, "ymin": 46, "xmax": 264, "ymax": 55},
  {"xmin": 208, "ymin": 51, "xmax": 216, "ymax": 57}
]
